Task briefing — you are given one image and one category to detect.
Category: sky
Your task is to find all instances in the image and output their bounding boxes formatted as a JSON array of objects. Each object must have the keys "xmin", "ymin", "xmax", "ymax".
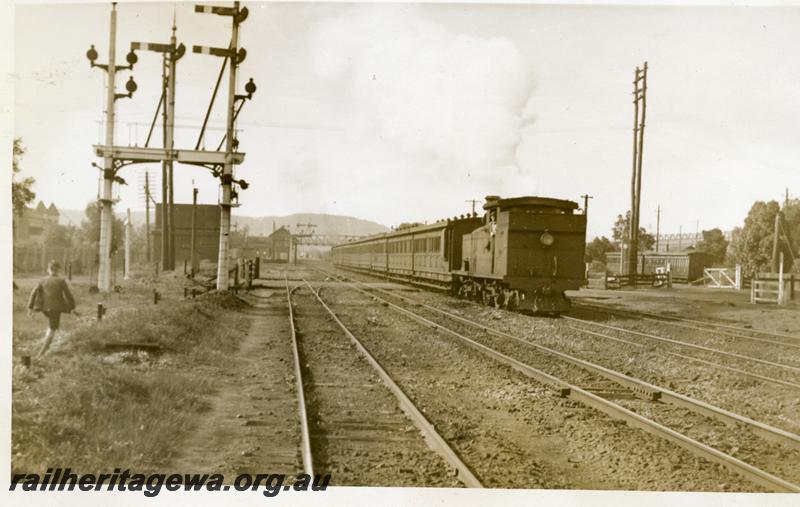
[{"xmin": 9, "ymin": 1, "xmax": 800, "ymax": 239}]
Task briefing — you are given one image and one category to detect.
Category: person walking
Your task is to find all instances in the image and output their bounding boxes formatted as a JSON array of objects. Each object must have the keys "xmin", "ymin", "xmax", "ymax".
[{"xmin": 27, "ymin": 260, "xmax": 77, "ymax": 356}]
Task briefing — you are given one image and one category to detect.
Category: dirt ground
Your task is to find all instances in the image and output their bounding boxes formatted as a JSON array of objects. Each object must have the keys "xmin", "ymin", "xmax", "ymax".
[
  {"xmin": 12, "ymin": 262, "xmax": 799, "ymax": 492},
  {"xmin": 322, "ymin": 263, "xmax": 800, "ymax": 491}
]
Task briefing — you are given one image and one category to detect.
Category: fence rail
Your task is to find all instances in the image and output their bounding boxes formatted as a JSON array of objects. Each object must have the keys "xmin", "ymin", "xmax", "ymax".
[
  {"xmin": 703, "ymin": 266, "xmax": 742, "ymax": 290},
  {"xmin": 587, "ymin": 271, "xmax": 672, "ymax": 290}
]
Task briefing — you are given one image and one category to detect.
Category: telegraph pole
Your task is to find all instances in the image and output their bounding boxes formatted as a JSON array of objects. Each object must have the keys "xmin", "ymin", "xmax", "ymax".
[
  {"xmin": 167, "ymin": 18, "xmax": 177, "ymax": 271},
  {"xmin": 580, "ymin": 194, "xmax": 593, "ymax": 217},
  {"xmin": 86, "ymin": 3, "xmax": 138, "ymax": 292},
  {"xmin": 465, "ymin": 199, "xmax": 480, "ymax": 216},
  {"xmin": 191, "ymin": 186, "xmax": 198, "ymax": 278},
  {"xmin": 144, "ymin": 171, "xmax": 151, "ymax": 262},
  {"xmin": 655, "ymin": 205, "xmax": 661, "ymax": 252},
  {"xmin": 161, "ymin": 55, "xmax": 169, "ymax": 270},
  {"xmin": 629, "ymin": 62, "xmax": 647, "ymax": 281}
]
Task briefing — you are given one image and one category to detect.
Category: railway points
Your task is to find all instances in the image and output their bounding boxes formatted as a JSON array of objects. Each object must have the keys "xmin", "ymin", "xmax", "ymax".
[
  {"xmin": 320, "ymin": 270, "xmax": 800, "ymax": 450},
  {"xmin": 317, "ymin": 267, "xmax": 800, "ymax": 492},
  {"xmin": 561, "ymin": 316, "xmax": 800, "ymax": 375},
  {"xmin": 13, "ymin": 2, "xmax": 800, "ymax": 499},
  {"xmin": 573, "ymin": 302, "xmax": 800, "ymax": 348},
  {"xmin": 573, "ymin": 302, "xmax": 800, "ymax": 343}
]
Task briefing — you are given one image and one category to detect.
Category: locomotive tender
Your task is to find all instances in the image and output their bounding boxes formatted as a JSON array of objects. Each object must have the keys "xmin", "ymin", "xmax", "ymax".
[{"xmin": 331, "ymin": 195, "xmax": 587, "ymax": 313}]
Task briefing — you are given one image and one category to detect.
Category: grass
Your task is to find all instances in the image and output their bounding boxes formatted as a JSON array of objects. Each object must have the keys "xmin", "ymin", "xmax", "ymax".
[{"xmin": 11, "ymin": 283, "xmax": 249, "ymax": 475}]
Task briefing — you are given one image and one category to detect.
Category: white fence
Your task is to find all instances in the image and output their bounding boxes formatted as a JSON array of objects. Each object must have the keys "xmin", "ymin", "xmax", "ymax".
[{"xmin": 703, "ymin": 265, "xmax": 742, "ymax": 290}]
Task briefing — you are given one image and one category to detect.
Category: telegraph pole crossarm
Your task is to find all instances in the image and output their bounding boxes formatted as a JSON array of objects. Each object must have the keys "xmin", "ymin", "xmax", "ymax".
[
  {"xmin": 580, "ymin": 194, "xmax": 593, "ymax": 217},
  {"xmin": 465, "ymin": 199, "xmax": 480, "ymax": 217}
]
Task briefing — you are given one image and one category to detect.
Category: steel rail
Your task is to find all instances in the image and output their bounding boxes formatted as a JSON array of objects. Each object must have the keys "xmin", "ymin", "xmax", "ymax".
[
  {"xmin": 562, "ymin": 316, "xmax": 800, "ymax": 375},
  {"xmin": 574, "ymin": 302, "xmax": 800, "ymax": 342},
  {"xmin": 325, "ymin": 273, "xmax": 800, "ymax": 492},
  {"xmin": 284, "ymin": 275, "xmax": 314, "ymax": 476},
  {"xmin": 327, "ymin": 271, "xmax": 800, "ymax": 450},
  {"xmin": 567, "ymin": 325, "xmax": 800, "ymax": 392},
  {"xmin": 574, "ymin": 303, "xmax": 800, "ymax": 349},
  {"xmin": 322, "ymin": 268, "xmax": 800, "ymax": 390},
  {"xmin": 301, "ymin": 278, "xmax": 483, "ymax": 488}
]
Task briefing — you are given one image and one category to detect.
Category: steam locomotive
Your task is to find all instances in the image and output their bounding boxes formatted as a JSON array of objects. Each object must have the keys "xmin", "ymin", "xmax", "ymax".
[{"xmin": 331, "ymin": 195, "xmax": 587, "ymax": 313}]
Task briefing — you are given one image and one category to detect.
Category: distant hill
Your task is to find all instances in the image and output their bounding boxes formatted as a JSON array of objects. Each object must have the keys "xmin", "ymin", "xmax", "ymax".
[
  {"xmin": 59, "ymin": 209, "xmax": 388, "ymax": 238},
  {"xmin": 232, "ymin": 213, "xmax": 389, "ymax": 237}
]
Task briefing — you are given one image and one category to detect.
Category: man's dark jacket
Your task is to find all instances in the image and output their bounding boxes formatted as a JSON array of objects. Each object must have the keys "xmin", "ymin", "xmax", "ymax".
[{"xmin": 28, "ymin": 276, "xmax": 76, "ymax": 314}]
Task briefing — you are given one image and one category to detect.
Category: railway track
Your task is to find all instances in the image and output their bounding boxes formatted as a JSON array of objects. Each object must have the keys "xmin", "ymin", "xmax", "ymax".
[
  {"xmin": 281, "ymin": 271, "xmax": 480, "ymax": 487},
  {"xmin": 320, "ymin": 268, "xmax": 800, "ymax": 492},
  {"xmin": 561, "ymin": 321, "xmax": 800, "ymax": 391},
  {"xmin": 562, "ymin": 315, "xmax": 800, "ymax": 374},
  {"xmin": 333, "ymin": 265, "xmax": 800, "ymax": 390},
  {"xmin": 573, "ymin": 302, "xmax": 800, "ymax": 344}
]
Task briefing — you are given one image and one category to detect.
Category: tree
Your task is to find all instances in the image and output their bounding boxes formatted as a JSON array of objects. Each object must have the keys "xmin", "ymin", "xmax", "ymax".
[
  {"xmin": 585, "ymin": 236, "xmax": 617, "ymax": 264},
  {"xmin": 77, "ymin": 201, "xmax": 125, "ymax": 254},
  {"xmin": 612, "ymin": 211, "xmax": 656, "ymax": 251},
  {"xmin": 43, "ymin": 223, "xmax": 76, "ymax": 249},
  {"xmin": 12, "ymin": 138, "xmax": 36, "ymax": 216},
  {"xmin": 782, "ymin": 198, "xmax": 800, "ymax": 272},
  {"xmin": 696, "ymin": 228, "xmax": 729, "ymax": 265},
  {"xmin": 728, "ymin": 201, "xmax": 781, "ymax": 276}
]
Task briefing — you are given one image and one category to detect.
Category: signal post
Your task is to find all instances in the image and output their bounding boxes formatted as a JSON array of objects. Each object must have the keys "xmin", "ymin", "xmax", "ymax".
[{"xmin": 89, "ymin": 2, "xmax": 255, "ymax": 293}]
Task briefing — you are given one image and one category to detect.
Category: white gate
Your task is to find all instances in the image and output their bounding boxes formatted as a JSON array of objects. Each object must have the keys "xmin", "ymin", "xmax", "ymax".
[{"xmin": 703, "ymin": 265, "xmax": 741, "ymax": 290}]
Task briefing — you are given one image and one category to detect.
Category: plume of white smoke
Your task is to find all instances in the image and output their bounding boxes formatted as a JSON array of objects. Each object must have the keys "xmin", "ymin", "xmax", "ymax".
[{"xmin": 302, "ymin": 5, "xmax": 538, "ymax": 221}]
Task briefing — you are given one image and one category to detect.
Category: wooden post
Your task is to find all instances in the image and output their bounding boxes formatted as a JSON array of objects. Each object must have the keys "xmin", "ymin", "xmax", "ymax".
[
  {"xmin": 735, "ymin": 264, "xmax": 742, "ymax": 291},
  {"xmin": 124, "ymin": 208, "xmax": 131, "ymax": 280},
  {"xmin": 145, "ymin": 171, "xmax": 151, "ymax": 263},
  {"xmin": 191, "ymin": 187, "xmax": 197, "ymax": 278},
  {"xmin": 778, "ymin": 253, "xmax": 785, "ymax": 305},
  {"xmin": 771, "ymin": 212, "xmax": 781, "ymax": 273}
]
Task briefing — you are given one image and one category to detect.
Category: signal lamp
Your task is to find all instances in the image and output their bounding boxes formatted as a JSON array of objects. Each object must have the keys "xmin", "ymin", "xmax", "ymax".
[
  {"xmin": 86, "ymin": 45, "xmax": 98, "ymax": 64},
  {"xmin": 125, "ymin": 76, "xmax": 138, "ymax": 94},
  {"xmin": 245, "ymin": 78, "xmax": 257, "ymax": 96},
  {"xmin": 126, "ymin": 49, "xmax": 138, "ymax": 66}
]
